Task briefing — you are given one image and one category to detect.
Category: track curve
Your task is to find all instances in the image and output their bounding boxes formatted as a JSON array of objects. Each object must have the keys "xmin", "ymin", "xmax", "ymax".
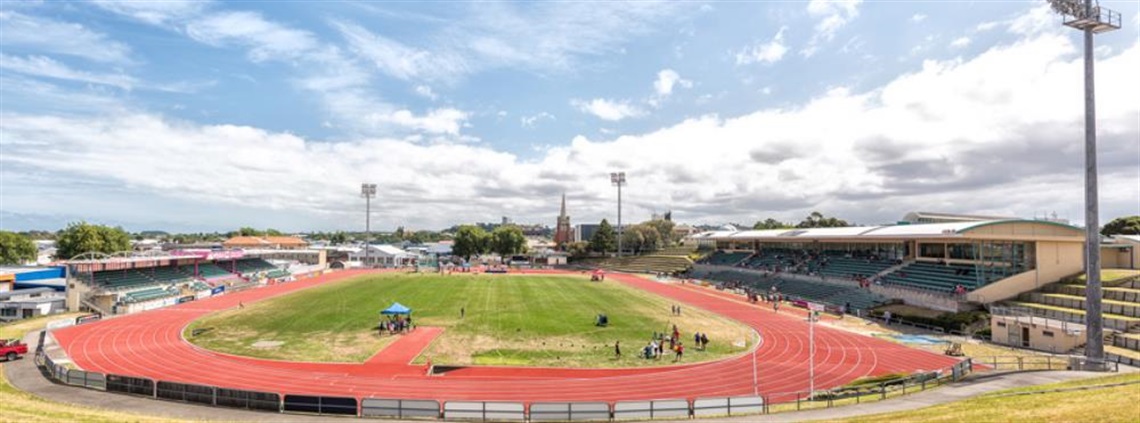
[{"xmin": 52, "ymin": 270, "xmax": 962, "ymax": 403}]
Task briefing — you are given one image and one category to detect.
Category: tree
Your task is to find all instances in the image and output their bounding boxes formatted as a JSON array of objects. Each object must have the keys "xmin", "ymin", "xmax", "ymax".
[
  {"xmin": 452, "ymin": 225, "xmax": 489, "ymax": 260},
  {"xmin": 566, "ymin": 241, "xmax": 590, "ymax": 258},
  {"xmin": 55, "ymin": 222, "xmax": 132, "ymax": 259},
  {"xmin": 753, "ymin": 218, "xmax": 793, "ymax": 230},
  {"xmin": 1102, "ymin": 216, "xmax": 1140, "ymax": 236},
  {"xmin": 0, "ymin": 231, "xmax": 37, "ymax": 265},
  {"xmin": 265, "ymin": 228, "xmax": 283, "ymax": 236},
  {"xmin": 643, "ymin": 219, "xmax": 676, "ymax": 247},
  {"xmin": 796, "ymin": 211, "xmax": 849, "ymax": 228},
  {"xmin": 237, "ymin": 227, "xmax": 264, "ymax": 237},
  {"xmin": 589, "ymin": 219, "xmax": 617, "ymax": 254},
  {"xmin": 622, "ymin": 229, "xmax": 645, "ymax": 254},
  {"xmin": 490, "ymin": 225, "xmax": 527, "ymax": 261}
]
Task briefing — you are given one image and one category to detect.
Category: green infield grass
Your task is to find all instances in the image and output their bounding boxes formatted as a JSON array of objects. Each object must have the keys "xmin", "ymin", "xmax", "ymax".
[{"xmin": 185, "ymin": 273, "xmax": 753, "ymax": 367}]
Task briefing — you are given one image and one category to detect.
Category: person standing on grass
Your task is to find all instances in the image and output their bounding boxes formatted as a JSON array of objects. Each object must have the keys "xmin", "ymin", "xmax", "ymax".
[
  {"xmin": 615, "ymin": 341, "xmax": 621, "ymax": 358},
  {"xmin": 460, "ymin": 307, "xmax": 465, "ymax": 319},
  {"xmin": 694, "ymin": 332, "xmax": 701, "ymax": 348},
  {"xmin": 674, "ymin": 342, "xmax": 684, "ymax": 362}
]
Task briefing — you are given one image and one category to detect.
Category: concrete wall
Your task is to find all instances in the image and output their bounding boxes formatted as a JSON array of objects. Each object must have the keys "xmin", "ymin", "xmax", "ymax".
[
  {"xmin": 990, "ymin": 315, "xmax": 1086, "ymax": 354},
  {"xmin": 967, "ymin": 240, "xmax": 1083, "ymax": 303},
  {"xmin": 1101, "ymin": 246, "xmax": 1137, "ymax": 270}
]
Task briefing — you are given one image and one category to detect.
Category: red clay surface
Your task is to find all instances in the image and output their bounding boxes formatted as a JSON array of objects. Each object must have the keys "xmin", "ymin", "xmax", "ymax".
[{"xmin": 52, "ymin": 270, "xmax": 963, "ymax": 404}]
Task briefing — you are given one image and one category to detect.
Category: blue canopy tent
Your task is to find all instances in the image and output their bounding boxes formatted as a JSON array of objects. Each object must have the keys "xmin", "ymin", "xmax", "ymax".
[{"xmin": 381, "ymin": 302, "xmax": 412, "ymax": 315}]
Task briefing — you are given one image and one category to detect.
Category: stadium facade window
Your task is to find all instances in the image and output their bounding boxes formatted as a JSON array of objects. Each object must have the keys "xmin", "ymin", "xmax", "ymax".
[
  {"xmin": 919, "ymin": 243, "xmax": 945, "ymax": 259},
  {"xmin": 1043, "ymin": 331, "xmax": 1055, "ymax": 337}
]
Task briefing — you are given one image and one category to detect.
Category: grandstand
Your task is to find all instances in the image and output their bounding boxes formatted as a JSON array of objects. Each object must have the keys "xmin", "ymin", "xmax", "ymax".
[{"xmin": 691, "ymin": 220, "xmax": 1085, "ymax": 302}]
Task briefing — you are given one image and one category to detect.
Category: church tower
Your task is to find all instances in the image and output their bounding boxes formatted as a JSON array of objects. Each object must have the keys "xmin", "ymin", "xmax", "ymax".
[{"xmin": 554, "ymin": 192, "xmax": 571, "ymax": 249}]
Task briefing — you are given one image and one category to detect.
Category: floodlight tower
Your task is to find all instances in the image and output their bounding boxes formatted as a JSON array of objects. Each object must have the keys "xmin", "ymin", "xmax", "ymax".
[
  {"xmin": 610, "ymin": 172, "xmax": 626, "ymax": 258},
  {"xmin": 361, "ymin": 183, "xmax": 377, "ymax": 268},
  {"xmin": 1048, "ymin": 0, "xmax": 1120, "ymax": 369}
]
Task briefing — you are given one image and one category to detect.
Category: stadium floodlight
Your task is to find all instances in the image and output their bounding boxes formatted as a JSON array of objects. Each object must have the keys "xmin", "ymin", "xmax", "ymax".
[
  {"xmin": 1048, "ymin": 0, "xmax": 1120, "ymax": 371},
  {"xmin": 610, "ymin": 172, "xmax": 627, "ymax": 258},
  {"xmin": 361, "ymin": 183, "xmax": 377, "ymax": 268}
]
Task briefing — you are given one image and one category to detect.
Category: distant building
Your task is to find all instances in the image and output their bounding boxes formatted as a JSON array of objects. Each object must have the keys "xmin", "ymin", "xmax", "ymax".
[
  {"xmin": 554, "ymin": 193, "xmax": 572, "ymax": 248},
  {"xmin": 222, "ymin": 236, "xmax": 308, "ymax": 250},
  {"xmin": 0, "ymin": 287, "xmax": 66, "ymax": 321}
]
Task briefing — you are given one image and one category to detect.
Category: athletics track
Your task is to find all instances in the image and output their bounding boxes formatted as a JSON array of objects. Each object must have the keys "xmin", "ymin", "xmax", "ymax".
[{"xmin": 51, "ymin": 269, "xmax": 963, "ymax": 404}]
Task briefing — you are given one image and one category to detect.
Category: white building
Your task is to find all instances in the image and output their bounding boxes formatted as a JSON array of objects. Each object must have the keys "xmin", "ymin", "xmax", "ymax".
[
  {"xmin": 0, "ymin": 287, "xmax": 66, "ymax": 321},
  {"xmin": 349, "ymin": 245, "xmax": 417, "ymax": 268}
]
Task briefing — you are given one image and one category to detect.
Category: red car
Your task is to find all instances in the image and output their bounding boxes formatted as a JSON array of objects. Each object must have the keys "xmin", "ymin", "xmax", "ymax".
[{"xmin": 0, "ymin": 339, "xmax": 28, "ymax": 361}]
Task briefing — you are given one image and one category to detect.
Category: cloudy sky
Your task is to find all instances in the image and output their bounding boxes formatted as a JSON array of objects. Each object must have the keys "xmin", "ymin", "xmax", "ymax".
[{"xmin": 1, "ymin": 1, "xmax": 1137, "ymax": 233}]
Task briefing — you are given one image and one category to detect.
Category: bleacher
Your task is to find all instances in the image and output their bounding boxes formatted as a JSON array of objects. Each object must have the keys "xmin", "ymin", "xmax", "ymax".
[
  {"xmin": 140, "ymin": 266, "xmax": 195, "ymax": 284},
  {"xmin": 691, "ymin": 268, "xmax": 889, "ymax": 313},
  {"xmin": 121, "ymin": 287, "xmax": 178, "ymax": 303},
  {"xmin": 91, "ymin": 269, "xmax": 158, "ymax": 290},
  {"xmin": 817, "ymin": 256, "xmax": 895, "ymax": 279},
  {"xmin": 225, "ymin": 258, "xmax": 277, "ymax": 275},
  {"xmin": 191, "ymin": 263, "xmax": 237, "ymax": 280},
  {"xmin": 190, "ymin": 281, "xmax": 212, "ymax": 292},
  {"xmin": 1002, "ymin": 273, "xmax": 1140, "ymax": 366},
  {"xmin": 578, "ymin": 254, "xmax": 693, "ymax": 274},
  {"xmin": 266, "ymin": 269, "xmax": 291, "ymax": 279},
  {"xmin": 880, "ymin": 261, "xmax": 986, "ymax": 292},
  {"xmin": 699, "ymin": 251, "xmax": 751, "ymax": 266}
]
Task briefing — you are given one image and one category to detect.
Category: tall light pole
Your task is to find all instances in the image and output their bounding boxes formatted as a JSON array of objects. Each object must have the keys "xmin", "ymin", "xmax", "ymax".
[
  {"xmin": 610, "ymin": 172, "xmax": 626, "ymax": 258},
  {"xmin": 1048, "ymin": 0, "xmax": 1120, "ymax": 370},
  {"xmin": 361, "ymin": 183, "xmax": 377, "ymax": 268}
]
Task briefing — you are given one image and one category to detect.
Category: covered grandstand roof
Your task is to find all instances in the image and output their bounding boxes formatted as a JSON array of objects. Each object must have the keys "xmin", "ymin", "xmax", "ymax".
[
  {"xmin": 697, "ymin": 219, "xmax": 1084, "ymax": 241},
  {"xmin": 222, "ymin": 236, "xmax": 308, "ymax": 248},
  {"xmin": 902, "ymin": 211, "xmax": 1018, "ymax": 223}
]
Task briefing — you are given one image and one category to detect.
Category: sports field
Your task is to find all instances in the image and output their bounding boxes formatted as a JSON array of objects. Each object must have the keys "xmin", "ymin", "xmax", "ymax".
[{"xmin": 186, "ymin": 273, "xmax": 753, "ymax": 367}]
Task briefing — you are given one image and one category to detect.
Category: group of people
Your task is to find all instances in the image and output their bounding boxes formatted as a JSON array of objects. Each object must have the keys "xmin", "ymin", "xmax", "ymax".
[
  {"xmin": 635, "ymin": 325, "xmax": 692, "ymax": 362},
  {"xmin": 670, "ymin": 304, "xmax": 683, "ymax": 316},
  {"xmin": 379, "ymin": 314, "xmax": 413, "ymax": 335}
]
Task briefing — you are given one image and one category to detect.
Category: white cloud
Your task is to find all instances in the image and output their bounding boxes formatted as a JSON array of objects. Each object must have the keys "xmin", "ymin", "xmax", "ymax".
[
  {"xmin": 735, "ymin": 27, "xmax": 788, "ymax": 65},
  {"xmin": 415, "ymin": 85, "xmax": 438, "ymax": 100},
  {"xmin": 334, "ymin": 2, "xmax": 685, "ymax": 81},
  {"xmin": 0, "ymin": 54, "xmax": 136, "ymax": 90},
  {"xmin": 368, "ymin": 108, "xmax": 469, "ymax": 135},
  {"xmin": 571, "ymin": 99, "xmax": 645, "ymax": 121},
  {"xmin": 90, "ymin": 0, "xmax": 210, "ymax": 25},
  {"xmin": 802, "ymin": 0, "xmax": 863, "ymax": 57},
  {"xmin": 4, "ymin": 16, "xmax": 1138, "ymax": 230},
  {"xmin": 950, "ymin": 37, "xmax": 972, "ymax": 49},
  {"xmin": 520, "ymin": 112, "xmax": 555, "ymax": 128},
  {"xmin": 653, "ymin": 69, "xmax": 692, "ymax": 96},
  {"xmin": 1008, "ymin": 4, "xmax": 1056, "ymax": 36},
  {"xmin": 911, "ymin": 14, "xmax": 927, "ymax": 23},
  {"xmin": 0, "ymin": 11, "xmax": 133, "ymax": 64},
  {"xmin": 186, "ymin": 11, "xmax": 319, "ymax": 62}
]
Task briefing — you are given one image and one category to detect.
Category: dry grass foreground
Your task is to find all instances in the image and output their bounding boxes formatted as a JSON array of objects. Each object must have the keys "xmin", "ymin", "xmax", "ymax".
[{"xmin": 829, "ymin": 372, "xmax": 1140, "ymax": 423}]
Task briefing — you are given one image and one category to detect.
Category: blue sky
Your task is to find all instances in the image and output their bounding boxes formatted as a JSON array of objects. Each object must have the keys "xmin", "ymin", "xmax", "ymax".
[{"xmin": 1, "ymin": 0, "xmax": 1138, "ymax": 232}]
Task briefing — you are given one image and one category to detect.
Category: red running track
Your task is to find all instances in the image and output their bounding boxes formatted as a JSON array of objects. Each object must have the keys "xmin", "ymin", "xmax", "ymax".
[{"xmin": 52, "ymin": 270, "xmax": 963, "ymax": 404}]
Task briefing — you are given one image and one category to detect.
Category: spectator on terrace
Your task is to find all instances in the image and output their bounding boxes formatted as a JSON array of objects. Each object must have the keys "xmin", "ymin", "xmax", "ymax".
[{"xmin": 883, "ymin": 311, "xmax": 892, "ymax": 326}]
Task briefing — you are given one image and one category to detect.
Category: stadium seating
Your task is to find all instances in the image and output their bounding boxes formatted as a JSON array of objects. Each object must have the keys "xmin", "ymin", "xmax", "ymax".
[
  {"xmin": 880, "ymin": 262, "xmax": 986, "ymax": 292},
  {"xmin": 578, "ymin": 254, "xmax": 693, "ymax": 274},
  {"xmin": 222, "ymin": 258, "xmax": 277, "ymax": 275},
  {"xmin": 699, "ymin": 251, "xmax": 751, "ymax": 266},
  {"xmin": 91, "ymin": 269, "xmax": 162, "ymax": 290},
  {"xmin": 1003, "ymin": 275, "xmax": 1140, "ymax": 365},
  {"xmin": 690, "ymin": 268, "xmax": 890, "ymax": 313},
  {"xmin": 191, "ymin": 263, "xmax": 237, "ymax": 279},
  {"xmin": 266, "ymin": 269, "xmax": 291, "ymax": 279},
  {"xmin": 121, "ymin": 287, "xmax": 178, "ymax": 303},
  {"xmin": 816, "ymin": 256, "xmax": 895, "ymax": 279}
]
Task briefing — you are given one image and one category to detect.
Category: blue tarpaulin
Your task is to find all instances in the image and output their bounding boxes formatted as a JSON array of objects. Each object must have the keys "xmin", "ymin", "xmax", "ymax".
[{"xmin": 381, "ymin": 302, "xmax": 412, "ymax": 315}]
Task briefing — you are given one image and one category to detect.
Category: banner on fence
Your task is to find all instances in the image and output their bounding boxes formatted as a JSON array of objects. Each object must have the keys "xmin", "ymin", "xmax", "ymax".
[
  {"xmin": 444, "ymin": 401, "xmax": 525, "ymax": 421},
  {"xmin": 215, "ymin": 388, "xmax": 280, "ymax": 412},
  {"xmin": 361, "ymin": 398, "xmax": 440, "ymax": 419}
]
